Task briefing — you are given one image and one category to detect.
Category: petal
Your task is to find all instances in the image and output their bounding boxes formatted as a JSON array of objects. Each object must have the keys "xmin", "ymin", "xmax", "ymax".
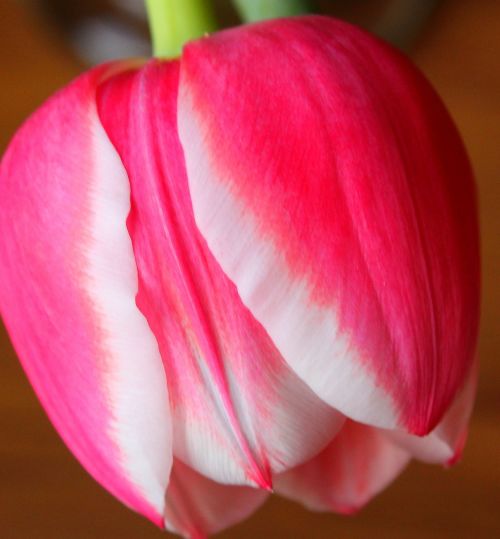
[
  {"xmin": 164, "ymin": 459, "xmax": 268, "ymax": 538},
  {"xmin": 0, "ymin": 63, "xmax": 172, "ymax": 525},
  {"xmin": 178, "ymin": 16, "xmax": 480, "ymax": 434},
  {"xmin": 385, "ymin": 360, "xmax": 478, "ymax": 465},
  {"xmin": 275, "ymin": 421, "xmax": 410, "ymax": 514},
  {"xmin": 96, "ymin": 59, "xmax": 344, "ymax": 489}
]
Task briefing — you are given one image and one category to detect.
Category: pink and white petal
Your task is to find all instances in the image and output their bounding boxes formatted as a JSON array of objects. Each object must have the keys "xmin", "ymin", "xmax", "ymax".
[
  {"xmin": 178, "ymin": 16, "xmax": 480, "ymax": 434},
  {"xmin": 0, "ymin": 63, "xmax": 172, "ymax": 525},
  {"xmin": 385, "ymin": 361, "xmax": 478, "ymax": 465},
  {"xmin": 275, "ymin": 421, "xmax": 410, "ymax": 514},
  {"xmin": 164, "ymin": 459, "xmax": 268, "ymax": 539},
  {"xmin": 97, "ymin": 59, "xmax": 344, "ymax": 489}
]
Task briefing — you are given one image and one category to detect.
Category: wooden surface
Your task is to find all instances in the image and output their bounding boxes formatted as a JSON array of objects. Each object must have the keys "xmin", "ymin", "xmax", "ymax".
[{"xmin": 1, "ymin": 0, "xmax": 499, "ymax": 537}]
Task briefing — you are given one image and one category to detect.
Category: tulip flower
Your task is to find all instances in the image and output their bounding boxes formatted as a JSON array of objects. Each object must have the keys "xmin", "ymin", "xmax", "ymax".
[{"xmin": 0, "ymin": 9, "xmax": 479, "ymax": 539}]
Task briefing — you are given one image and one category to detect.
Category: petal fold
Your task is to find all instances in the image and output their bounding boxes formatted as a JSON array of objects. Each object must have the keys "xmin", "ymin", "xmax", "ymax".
[
  {"xmin": 97, "ymin": 59, "xmax": 344, "ymax": 489},
  {"xmin": 165, "ymin": 459, "xmax": 268, "ymax": 539},
  {"xmin": 275, "ymin": 421, "xmax": 410, "ymax": 514},
  {"xmin": 178, "ymin": 16, "xmax": 480, "ymax": 434},
  {"xmin": 0, "ymin": 63, "xmax": 172, "ymax": 525},
  {"xmin": 385, "ymin": 361, "xmax": 478, "ymax": 465}
]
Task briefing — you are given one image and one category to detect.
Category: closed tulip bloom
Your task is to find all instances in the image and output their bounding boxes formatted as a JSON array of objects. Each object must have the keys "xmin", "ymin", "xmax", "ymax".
[{"xmin": 0, "ymin": 16, "xmax": 479, "ymax": 538}]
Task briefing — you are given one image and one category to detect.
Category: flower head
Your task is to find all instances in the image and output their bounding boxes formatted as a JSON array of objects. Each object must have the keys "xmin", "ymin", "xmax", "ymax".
[{"xmin": 0, "ymin": 16, "xmax": 479, "ymax": 538}]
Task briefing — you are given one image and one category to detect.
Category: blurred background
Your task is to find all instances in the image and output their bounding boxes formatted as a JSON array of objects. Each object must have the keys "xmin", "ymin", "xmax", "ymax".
[{"xmin": 0, "ymin": 0, "xmax": 499, "ymax": 537}]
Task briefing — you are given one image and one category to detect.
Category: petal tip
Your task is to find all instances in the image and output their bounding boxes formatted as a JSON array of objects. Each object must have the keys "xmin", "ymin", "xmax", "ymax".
[{"xmin": 444, "ymin": 429, "xmax": 468, "ymax": 468}]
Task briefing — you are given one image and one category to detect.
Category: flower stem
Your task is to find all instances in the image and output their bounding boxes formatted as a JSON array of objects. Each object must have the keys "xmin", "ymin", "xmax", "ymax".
[
  {"xmin": 233, "ymin": 0, "xmax": 310, "ymax": 22},
  {"xmin": 145, "ymin": 0, "xmax": 217, "ymax": 58}
]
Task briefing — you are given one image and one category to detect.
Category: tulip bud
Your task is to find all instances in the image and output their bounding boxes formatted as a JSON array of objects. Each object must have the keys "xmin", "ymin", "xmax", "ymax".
[{"xmin": 0, "ymin": 16, "xmax": 479, "ymax": 537}]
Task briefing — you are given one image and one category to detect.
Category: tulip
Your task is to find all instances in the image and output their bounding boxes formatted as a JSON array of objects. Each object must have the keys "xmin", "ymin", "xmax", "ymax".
[{"xmin": 0, "ymin": 13, "xmax": 479, "ymax": 539}]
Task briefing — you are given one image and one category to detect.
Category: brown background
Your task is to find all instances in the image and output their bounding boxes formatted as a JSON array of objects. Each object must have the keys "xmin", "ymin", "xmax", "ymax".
[{"xmin": 1, "ymin": 0, "xmax": 499, "ymax": 537}]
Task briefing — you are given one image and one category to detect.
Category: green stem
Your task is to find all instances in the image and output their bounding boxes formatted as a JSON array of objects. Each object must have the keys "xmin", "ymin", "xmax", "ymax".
[
  {"xmin": 233, "ymin": 0, "xmax": 310, "ymax": 23},
  {"xmin": 145, "ymin": 0, "xmax": 217, "ymax": 58}
]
